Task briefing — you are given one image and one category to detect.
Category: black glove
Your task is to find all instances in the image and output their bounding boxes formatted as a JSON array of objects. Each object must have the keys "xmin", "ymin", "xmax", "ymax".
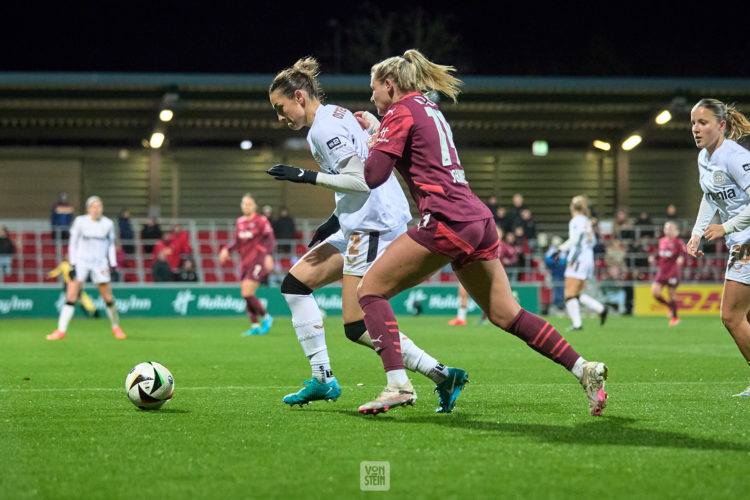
[
  {"xmin": 69, "ymin": 265, "xmax": 76, "ymax": 280},
  {"xmin": 267, "ymin": 164, "xmax": 318, "ymax": 184},
  {"xmin": 308, "ymin": 214, "xmax": 340, "ymax": 247}
]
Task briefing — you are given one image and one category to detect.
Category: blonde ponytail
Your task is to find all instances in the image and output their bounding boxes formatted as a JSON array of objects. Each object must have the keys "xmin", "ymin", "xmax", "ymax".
[{"xmin": 371, "ymin": 49, "xmax": 463, "ymax": 103}]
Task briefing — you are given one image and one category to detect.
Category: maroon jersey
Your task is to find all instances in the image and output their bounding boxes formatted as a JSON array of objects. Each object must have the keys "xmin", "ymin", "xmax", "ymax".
[
  {"xmin": 370, "ymin": 92, "xmax": 491, "ymax": 222},
  {"xmin": 225, "ymin": 214, "xmax": 275, "ymax": 266},
  {"xmin": 655, "ymin": 236, "xmax": 686, "ymax": 279}
]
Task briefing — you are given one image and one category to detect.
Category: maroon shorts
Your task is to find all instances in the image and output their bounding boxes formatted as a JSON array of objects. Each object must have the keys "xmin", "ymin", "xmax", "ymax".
[
  {"xmin": 239, "ymin": 254, "xmax": 270, "ymax": 282},
  {"xmin": 407, "ymin": 214, "xmax": 499, "ymax": 269},
  {"xmin": 654, "ymin": 270, "xmax": 680, "ymax": 287}
]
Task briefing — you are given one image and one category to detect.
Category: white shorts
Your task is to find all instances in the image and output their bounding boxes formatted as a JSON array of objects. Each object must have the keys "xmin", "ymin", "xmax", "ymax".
[
  {"xmin": 324, "ymin": 223, "xmax": 407, "ymax": 276},
  {"xmin": 564, "ymin": 255, "xmax": 594, "ymax": 281},
  {"xmin": 75, "ymin": 262, "xmax": 111, "ymax": 284},
  {"xmin": 726, "ymin": 252, "xmax": 750, "ymax": 285}
]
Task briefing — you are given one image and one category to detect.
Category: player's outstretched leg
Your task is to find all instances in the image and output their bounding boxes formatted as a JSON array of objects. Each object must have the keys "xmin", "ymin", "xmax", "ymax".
[
  {"xmin": 283, "ymin": 378, "xmax": 341, "ymax": 407},
  {"xmin": 47, "ymin": 301, "xmax": 75, "ymax": 340},
  {"xmin": 434, "ymin": 367, "xmax": 469, "ymax": 413},
  {"xmin": 106, "ymin": 302, "xmax": 126, "ymax": 339}
]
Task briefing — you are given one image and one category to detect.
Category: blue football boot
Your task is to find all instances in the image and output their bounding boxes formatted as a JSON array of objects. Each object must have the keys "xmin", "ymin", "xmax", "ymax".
[
  {"xmin": 283, "ymin": 378, "xmax": 341, "ymax": 407},
  {"xmin": 242, "ymin": 325, "xmax": 263, "ymax": 336},
  {"xmin": 434, "ymin": 368, "xmax": 469, "ymax": 413},
  {"xmin": 260, "ymin": 315, "xmax": 274, "ymax": 334}
]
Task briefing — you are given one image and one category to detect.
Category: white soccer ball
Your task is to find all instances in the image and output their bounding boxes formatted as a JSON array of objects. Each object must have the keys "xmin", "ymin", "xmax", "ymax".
[{"xmin": 125, "ymin": 361, "xmax": 174, "ymax": 410}]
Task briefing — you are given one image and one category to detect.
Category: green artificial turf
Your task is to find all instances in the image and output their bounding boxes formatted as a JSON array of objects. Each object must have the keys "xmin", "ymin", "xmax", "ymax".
[{"xmin": 2, "ymin": 314, "xmax": 748, "ymax": 499}]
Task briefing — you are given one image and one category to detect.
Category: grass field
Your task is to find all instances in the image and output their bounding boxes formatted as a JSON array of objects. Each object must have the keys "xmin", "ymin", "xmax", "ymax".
[{"xmin": 2, "ymin": 313, "xmax": 749, "ymax": 499}]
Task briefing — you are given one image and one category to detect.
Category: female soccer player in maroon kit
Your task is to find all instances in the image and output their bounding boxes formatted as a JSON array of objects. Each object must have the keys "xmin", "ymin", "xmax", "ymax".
[
  {"xmin": 649, "ymin": 221, "xmax": 686, "ymax": 326},
  {"xmin": 356, "ymin": 49, "xmax": 609, "ymax": 416},
  {"xmin": 219, "ymin": 193, "xmax": 275, "ymax": 336}
]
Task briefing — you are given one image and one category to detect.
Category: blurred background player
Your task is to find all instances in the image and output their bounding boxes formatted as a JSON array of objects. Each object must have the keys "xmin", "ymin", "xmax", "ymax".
[
  {"xmin": 47, "ymin": 196, "xmax": 125, "ymax": 340},
  {"xmin": 649, "ymin": 221, "xmax": 686, "ymax": 325},
  {"xmin": 686, "ymin": 98, "xmax": 750, "ymax": 397},
  {"xmin": 449, "ymin": 284, "xmax": 469, "ymax": 326},
  {"xmin": 47, "ymin": 255, "xmax": 99, "ymax": 318},
  {"xmin": 558, "ymin": 195, "xmax": 608, "ymax": 331},
  {"xmin": 356, "ymin": 49, "xmax": 608, "ymax": 417},
  {"xmin": 219, "ymin": 193, "xmax": 275, "ymax": 336},
  {"xmin": 268, "ymin": 57, "xmax": 467, "ymax": 412}
]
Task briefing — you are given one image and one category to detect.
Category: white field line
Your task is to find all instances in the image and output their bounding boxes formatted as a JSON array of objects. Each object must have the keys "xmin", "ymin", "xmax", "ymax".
[{"xmin": 0, "ymin": 381, "xmax": 742, "ymax": 393}]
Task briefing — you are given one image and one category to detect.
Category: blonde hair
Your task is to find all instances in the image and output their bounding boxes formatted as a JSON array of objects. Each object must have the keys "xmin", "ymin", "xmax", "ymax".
[
  {"xmin": 370, "ymin": 49, "xmax": 463, "ymax": 103},
  {"xmin": 693, "ymin": 98, "xmax": 750, "ymax": 142},
  {"xmin": 570, "ymin": 195, "xmax": 591, "ymax": 218},
  {"xmin": 269, "ymin": 57, "xmax": 326, "ymax": 101}
]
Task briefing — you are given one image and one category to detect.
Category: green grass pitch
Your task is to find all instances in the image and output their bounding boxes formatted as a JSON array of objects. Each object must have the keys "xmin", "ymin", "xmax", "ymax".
[{"xmin": 2, "ymin": 313, "xmax": 749, "ymax": 499}]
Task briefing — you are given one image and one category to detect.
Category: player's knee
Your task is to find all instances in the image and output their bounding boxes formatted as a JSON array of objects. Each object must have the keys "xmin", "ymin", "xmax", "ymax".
[
  {"xmin": 343, "ymin": 319, "xmax": 367, "ymax": 343},
  {"xmin": 720, "ymin": 310, "xmax": 741, "ymax": 332},
  {"xmin": 280, "ymin": 273, "xmax": 313, "ymax": 295}
]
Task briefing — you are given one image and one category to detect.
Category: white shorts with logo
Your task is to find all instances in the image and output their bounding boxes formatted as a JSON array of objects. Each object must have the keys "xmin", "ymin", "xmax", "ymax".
[
  {"xmin": 726, "ymin": 250, "xmax": 750, "ymax": 285},
  {"xmin": 324, "ymin": 223, "xmax": 407, "ymax": 276},
  {"xmin": 75, "ymin": 261, "xmax": 111, "ymax": 284},
  {"xmin": 564, "ymin": 254, "xmax": 594, "ymax": 281}
]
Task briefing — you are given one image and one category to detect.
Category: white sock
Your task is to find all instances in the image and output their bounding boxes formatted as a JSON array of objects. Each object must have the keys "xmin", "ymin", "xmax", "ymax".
[
  {"xmin": 106, "ymin": 303, "xmax": 119, "ymax": 327},
  {"xmin": 571, "ymin": 357, "xmax": 586, "ymax": 380},
  {"xmin": 386, "ymin": 369, "xmax": 409, "ymax": 386},
  {"xmin": 58, "ymin": 304, "xmax": 75, "ymax": 332},
  {"xmin": 565, "ymin": 298, "xmax": 582, "ymax": 327},
  {"xmin": 579, "ymin": 294, "xmax": 604, "ymax": 314},
  {"xmin": 399, "ymin": 332, "xmax": 449, "ymax": 384},
  {"xmin": 457, "ymin": 306, "xmax": 467, "ymax": 321},
  {"xmin": 284, "ymin": 293, "xmax": 332, "ymax": 382}
]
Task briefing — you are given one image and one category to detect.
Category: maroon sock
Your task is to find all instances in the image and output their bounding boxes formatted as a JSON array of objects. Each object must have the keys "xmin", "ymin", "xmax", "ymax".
[
  {"xmin": 506, "ymin": 309, "xmax": 580, "ymax": 370},
  {"xmin": 245, "ymin": 297, "xmax": 259, "ymax": 323},
  {"xmin": 359, "ymin": 294, "xmax": 404, "ymax": 372},
  {"xmin": 654, "ymin": 296, "xmax": 669, "ymax": 307},
  {"xmin": 246, "ymin": 296, "xmax": 266, "ymax": 316},
  {"xmin": 668, "ymin": 300, "xmax": 678, "ymax": 318}
]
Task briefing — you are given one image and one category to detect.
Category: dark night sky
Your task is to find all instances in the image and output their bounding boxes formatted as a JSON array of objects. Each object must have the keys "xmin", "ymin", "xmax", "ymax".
[{"xmin": 2, "ymin": 2, "xmax": 748, "ymax": 77}]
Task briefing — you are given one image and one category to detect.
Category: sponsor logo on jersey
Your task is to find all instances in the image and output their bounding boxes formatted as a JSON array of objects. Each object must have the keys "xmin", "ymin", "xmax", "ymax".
[
  {"xmin": 707, "ymin": 188, "xmax": 737, "ymax": 202},
  {"xmin": 238, "ymin": 230, "xmax": 254, "ymax": 239},
  {"xmin": 326, "ymin": 137, "xmax": 341, "ymax": 149},
  {"xmin": 743, "ymin": 163, "xmax": 750, "ymax": 171}
]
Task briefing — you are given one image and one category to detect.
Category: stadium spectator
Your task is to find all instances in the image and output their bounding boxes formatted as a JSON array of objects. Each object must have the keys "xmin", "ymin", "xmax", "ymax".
[
  {"xmin": 509, "ymin": 192, "xmax": 527, "ymax": 229},
  {"xmin": 356, "ymin": 50, "xmax": 608, "ymax": 416},
  {"xmin": 267, "ymin": 56, "xmax": 463, "ymax": 412},
  {"xmin": 46, "ymin": 195, "xmax": 126, "ymax": 340},
  {"xmin": 176, "ymin": 257, "xmax": 198, "ymax": 282},
  {"xmin": 152, "ymin": 232, "xmax": 174, "ymax": 269},
  {"xmin": 604, "ymin": 238, "xmax": 628, "ymax": 276},
  {"xmin": 503, "ymin": 230, "xmax": 523, "ymax": 282},
  {"xmin": 152, "ymin": 248, "xmax": 174, "ymax": 282},
  {"xmin": 118, "ymin": 208, "xmax": 135, "ymax": 256},
  {"xmin": 614, "ymin": 209, "xmax": 635, "ymax": 240},
  {"xmin": 600, "ymin": 265, "xmax": 628, "ymax": 315},
  {"xmin": 51, "ymin": 191, "xmax": 74, "ymax": 240},
  {"xmin": 544, "ymin": 235, "xmax": 567, "ymax": 314},
  {"xmin": 665, "ymin": 203, "xmax": 678, "ymax": 220},
  {"xmin": 140, "ymin": 217, "xmax": 162, "ymax": 254},
  {"xmin": 627, "ymin": 234, "xmax": 652, "ymax": 279},
  {"xmin": 516, "ymin": 208, "xmax": 537, "ymax": 249},
  {"xmin": 686, "ymin": 98, "xmax": 750, "ymax": 397},
  {"xmin": 0, "ymin": 226, "xmax": 16, "ymax": 278},
  {"xmin": 261, "ymin": 204, "xmax": 274, "ymax": 222},
  {"xmin": 272, "ymin": 206, "xmax": 297, "ymax": 255},
  {"xmin": 169, "ymin": 224, "xmax": 193, "ymax": 269},
  {"xmin": 485, "ymin": 195, "xmax": 499, "ymax": 216},
  {"xmin": 494, "ymin": 205, "xmax": 512, "ymax": 233},
  {"xmin": 635, "ymin": 211, "xmax": 654, "ymax": 238}
]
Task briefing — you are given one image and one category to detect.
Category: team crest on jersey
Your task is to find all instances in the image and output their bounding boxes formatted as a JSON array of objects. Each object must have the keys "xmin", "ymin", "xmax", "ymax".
[
  {"xmin": 326, "ymin": 137, "xmax": 341, "ymax": 149},
  {"xmin": 713, "ymin": 171, "xmax": 726, "ymax": 184}
]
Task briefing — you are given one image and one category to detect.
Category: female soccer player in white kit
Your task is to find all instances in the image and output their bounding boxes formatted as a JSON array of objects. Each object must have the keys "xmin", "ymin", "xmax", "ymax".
[
  {"xmin": 267, "ymin": 57, "xmax": 468, "ymax": 412},
  {"xmin": 559, "ymin": 195, "xmax": 607, "ymax": 331},
  {"xmin": 686, "ymin": 98, "xmax": 750, "ymax": 396},
  {"xmin": 47, "ymin": 196, "xmax": 126, "ymax": 340}
]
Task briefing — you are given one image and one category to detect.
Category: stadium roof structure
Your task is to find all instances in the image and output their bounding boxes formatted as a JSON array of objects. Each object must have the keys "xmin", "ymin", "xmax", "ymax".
[{"xmin": 0, "ymin": 72, "xmax": 749, "ymax": 151}]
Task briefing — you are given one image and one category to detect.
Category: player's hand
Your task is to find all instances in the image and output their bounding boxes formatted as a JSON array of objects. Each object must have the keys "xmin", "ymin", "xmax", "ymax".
[
  {"xmin": 218, "ymin": 248, "xmax": 230, "ymax": 264},
  {"xmin": 703, "ymin": 224, "xmax": 726, "ymax": 242},
  {"xmin": 308, "ymin": 214, "xmax": 340, "ymax": 247},
  {"xmin": 266, "ymin": 164, "xmax": 318, "ymax": 184},
  {"xmin": 264, "ymin": 254, "xmax": 274, "ymax": 273},
  {"xmin": 686, "ymin": 235, "xmax": 704, "ymax": 258},
  {"xmin": 354, "ymin": 111, "xmax": 380, "ymax": 134}
]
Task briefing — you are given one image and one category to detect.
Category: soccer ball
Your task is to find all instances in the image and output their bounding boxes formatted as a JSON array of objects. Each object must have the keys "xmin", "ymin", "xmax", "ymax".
[{"xmin": 125, "ymin": 361, "xmax": 174, "ymax": 410}]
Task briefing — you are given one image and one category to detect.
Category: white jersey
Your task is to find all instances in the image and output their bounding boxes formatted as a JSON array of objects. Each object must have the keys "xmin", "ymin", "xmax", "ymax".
[
  {"xmin": 307, "ymin": 103, "xmax": 412, "ymax": 233},
  {"xmin": 697, "ymin": 139, "xmax": 750, "ymax": 249},
  {"xmin": 68, "ymin": 214, "xmax": 117, "ymax": 269},
  {"xmin": 566, "ymin": 214, "xmax": 596, "ymax": 267}
]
